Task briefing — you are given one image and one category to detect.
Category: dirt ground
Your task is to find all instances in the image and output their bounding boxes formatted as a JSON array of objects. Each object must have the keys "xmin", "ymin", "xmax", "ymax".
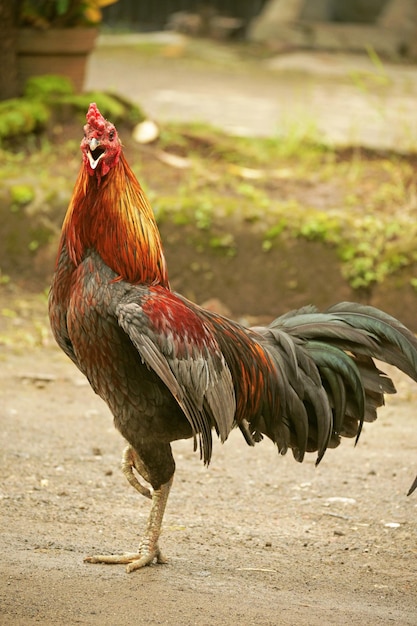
[{"xmin": 0, "ymin": 289, "xmax": 416, "ymax": 626}]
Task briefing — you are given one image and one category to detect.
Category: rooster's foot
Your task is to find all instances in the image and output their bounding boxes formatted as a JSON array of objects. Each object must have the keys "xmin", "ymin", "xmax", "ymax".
[
  {"xmin": 84, "ymin": 472, "xmax": 172, "ymax": 572},
  {"xmin": 85, "ymin": 545, "xmax": 167, "ymax": 572}
]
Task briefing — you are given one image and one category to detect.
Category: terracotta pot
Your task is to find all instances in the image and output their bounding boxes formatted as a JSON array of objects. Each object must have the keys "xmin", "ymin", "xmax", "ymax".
[{"xmin": 17, "ymin": 28, "xmax": 98, "ymax": 93}]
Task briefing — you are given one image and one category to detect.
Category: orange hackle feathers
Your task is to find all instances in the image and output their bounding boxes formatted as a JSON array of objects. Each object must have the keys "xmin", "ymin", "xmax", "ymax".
[
  {"xmin": 60, "ymin": 150, "xmax": 169, "ymax": 287},
  {"xmin": 56, "ymin": 102, "xmax": 168, "ymax": 286}
]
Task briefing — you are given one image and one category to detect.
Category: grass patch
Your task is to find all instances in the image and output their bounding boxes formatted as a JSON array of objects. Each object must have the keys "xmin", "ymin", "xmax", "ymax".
[
  {"xmin": 147, "ymin": 121, "xmax": 417, "ymax": 290},
  {"xmin": 1, "ymin": 114, "xmax": 417, "ymax": 292}
]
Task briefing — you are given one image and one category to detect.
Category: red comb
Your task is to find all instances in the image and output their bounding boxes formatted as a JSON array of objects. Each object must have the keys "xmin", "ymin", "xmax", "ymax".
[{"xmin": 86, "ymin": 102, "xmax": 106, "ymax": 132}]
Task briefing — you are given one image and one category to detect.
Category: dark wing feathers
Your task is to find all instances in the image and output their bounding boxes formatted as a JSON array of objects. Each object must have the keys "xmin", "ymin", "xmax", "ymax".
[{"xmin": 116, "ymin": 294, "xmax": 236, "ymax": 464}]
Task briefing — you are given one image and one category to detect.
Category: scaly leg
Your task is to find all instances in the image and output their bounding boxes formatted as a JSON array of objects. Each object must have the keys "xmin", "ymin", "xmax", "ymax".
[{"xmin": 85, "ymin": 445, "xmax": 173, "ymax": 572}]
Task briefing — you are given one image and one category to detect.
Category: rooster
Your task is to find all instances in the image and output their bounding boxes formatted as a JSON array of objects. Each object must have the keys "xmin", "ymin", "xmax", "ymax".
[{"xmin": 49, "ymin": 103, "xmax": 417, "ymax": 573}]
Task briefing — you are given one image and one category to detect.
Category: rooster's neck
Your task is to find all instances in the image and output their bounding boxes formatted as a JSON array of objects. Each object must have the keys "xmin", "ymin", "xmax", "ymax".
[{"xmin": 61, "ymin": 153, "xmax": 169, "ymax": 287}]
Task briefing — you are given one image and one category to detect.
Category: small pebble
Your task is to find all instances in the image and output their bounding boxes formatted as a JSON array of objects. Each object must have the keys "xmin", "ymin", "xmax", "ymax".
[{"xmin": 326, "ymin": 497, "xmax": 356, "ymax": 505}]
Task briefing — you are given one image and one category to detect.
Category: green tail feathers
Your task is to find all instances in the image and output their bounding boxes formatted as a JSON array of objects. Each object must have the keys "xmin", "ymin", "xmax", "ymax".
[{"xmin": 253, "ymin": 302, "xmax": 417, "ymax": 489}]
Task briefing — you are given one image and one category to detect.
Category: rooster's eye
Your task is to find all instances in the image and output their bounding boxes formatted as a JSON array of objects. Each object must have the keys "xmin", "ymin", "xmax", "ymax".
[{"xmin": 109, "ymin": 130, "xmax": 115, "ymax": 141}]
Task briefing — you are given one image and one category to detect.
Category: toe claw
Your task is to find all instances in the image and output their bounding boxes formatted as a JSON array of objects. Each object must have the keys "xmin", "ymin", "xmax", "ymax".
[{"xmin": 156, "ymin": 549, "xmax": 168, "ymax": 564}]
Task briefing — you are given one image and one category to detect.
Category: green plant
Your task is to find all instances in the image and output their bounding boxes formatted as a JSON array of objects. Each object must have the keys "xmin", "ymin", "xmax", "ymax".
[
  {"xmin": 19, "ymin": 0, "xmax": 119, "ymax": 28},
  {"xmin": 10, "ymin": 184, "xmax": 35, "ymax": 208},
  {"xmin": 24, "ymin": 75, "xmax": 75, "ymax": 99},
  {"xmin": 338, "ymin": 215, "xmax": 415, "ymax": 289},
  {"xmin": 0, "ymin": 99, "xmax": 49, "ymax": 140}
]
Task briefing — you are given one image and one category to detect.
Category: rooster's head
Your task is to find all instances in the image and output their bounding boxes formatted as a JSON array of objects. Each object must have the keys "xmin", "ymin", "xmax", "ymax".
[{"xmin": 81, "ymin": 103, "xmax": 122, "ymax": 182}]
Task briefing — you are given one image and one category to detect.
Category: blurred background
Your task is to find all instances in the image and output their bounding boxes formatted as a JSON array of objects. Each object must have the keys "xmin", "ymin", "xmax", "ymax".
[{"xmin": 1, "ymin": 0, "xmax": 417, "ymax": 332}]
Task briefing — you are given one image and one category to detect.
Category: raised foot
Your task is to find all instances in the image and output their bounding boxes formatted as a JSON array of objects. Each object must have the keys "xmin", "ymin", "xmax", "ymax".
[{"xmin": 84, "ymin": 548, "xmax": 168, "ymax": 573}]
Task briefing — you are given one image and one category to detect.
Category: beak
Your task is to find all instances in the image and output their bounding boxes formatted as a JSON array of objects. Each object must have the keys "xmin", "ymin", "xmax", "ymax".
[
  {"xmin": 86, "ymin": 137, "xmax": 105, "ymax": 170},
  {"xmin": 89, "ymin": 137, "xmax": 100, "ymax": 151}
]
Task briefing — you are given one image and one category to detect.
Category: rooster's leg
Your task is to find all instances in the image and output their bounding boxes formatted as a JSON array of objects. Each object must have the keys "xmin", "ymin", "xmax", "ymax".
[{"xmin": 85, "ymin": 445, "xmax": 173, "ymax": 572}]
